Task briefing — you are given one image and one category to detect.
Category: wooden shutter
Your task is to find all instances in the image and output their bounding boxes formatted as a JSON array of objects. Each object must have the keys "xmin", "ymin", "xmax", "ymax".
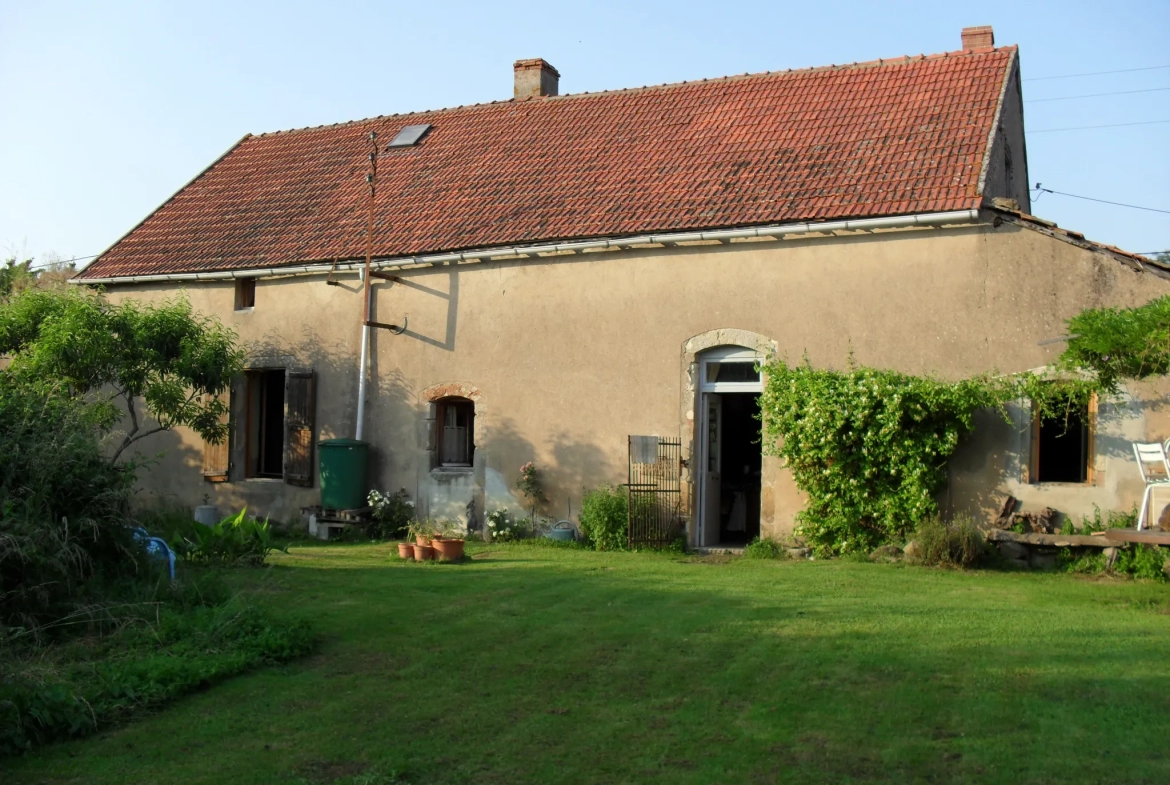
[
  {"xmin": 202, "ymin": 393, "xmax": 231, "ymax": 482},
  {"xmin": 284, "ymin": 370, "xmax": 315, "ymax": 487},
  {"xmin": 439, "ymin": 400, "xmax": 473, "ymax": 466}
]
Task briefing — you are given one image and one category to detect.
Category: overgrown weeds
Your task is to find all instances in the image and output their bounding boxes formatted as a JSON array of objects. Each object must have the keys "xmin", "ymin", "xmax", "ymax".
[
  {"xmin": 744, "ymin": 537, "xmax": 785, "ymax": 559},
  {"xmin": 911, "ymin": 515, "xmax": 986, "ymax": 567},
  {"xmin": 0, "ymin": 575, "xmax": 314, "ymax": 756}
]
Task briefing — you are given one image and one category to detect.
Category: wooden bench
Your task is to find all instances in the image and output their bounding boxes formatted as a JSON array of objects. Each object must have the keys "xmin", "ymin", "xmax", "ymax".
[
  {"xmin": 985, "ymin": 529, "xmax": 1117, "ymax": 548},
  {"xmin": 1103, "ymin": 528, "xmax": 1170, "ymax": 546}
]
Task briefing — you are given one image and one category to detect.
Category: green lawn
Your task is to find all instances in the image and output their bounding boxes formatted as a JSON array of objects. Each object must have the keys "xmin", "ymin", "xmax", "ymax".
[{"xmin": 8, "ymin": 543, "xmax": 1170, "ymax": 784}]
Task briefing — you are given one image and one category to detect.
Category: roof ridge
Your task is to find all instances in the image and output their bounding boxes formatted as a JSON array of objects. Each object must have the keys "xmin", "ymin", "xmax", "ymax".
[{"xmin": 253, "ymin": 45, "xmax": 1018, "ymax": 139}]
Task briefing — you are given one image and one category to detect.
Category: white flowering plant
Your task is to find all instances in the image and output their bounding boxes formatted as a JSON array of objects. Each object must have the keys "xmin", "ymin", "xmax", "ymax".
[
  {"xmin": 485, "ymin": 508, "xmax": 523, "ymax": 542},
  {"xmin": 366, "ymin": 488, "xmax": 414, "ymax": 540}
]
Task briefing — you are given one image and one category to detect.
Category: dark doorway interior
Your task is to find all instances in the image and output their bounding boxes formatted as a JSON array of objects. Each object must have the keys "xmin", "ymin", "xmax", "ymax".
[
  {"xmin": 1036, "ymin": 403, "xmax": 1089, "ymax": 483},
  {"xmin": 719, "ymin": 393, "xmax": 762, "ymax": 544},
  {"xmin": 246, "ymin": 369, "xmax": 285, "ymax": 478}
]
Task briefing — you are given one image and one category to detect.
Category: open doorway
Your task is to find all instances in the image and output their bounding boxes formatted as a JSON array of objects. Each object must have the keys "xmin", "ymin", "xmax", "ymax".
[
  {"xmin": 245, "ymin": 369, "xmax": 285, "ymax": 478},
  {"xmin": 696, "ymin": 346, "xmax": 764, "ymax": 547},
  {"xmin": 713, "ymin": 393, "xmax": 761, "ymax": 544}
]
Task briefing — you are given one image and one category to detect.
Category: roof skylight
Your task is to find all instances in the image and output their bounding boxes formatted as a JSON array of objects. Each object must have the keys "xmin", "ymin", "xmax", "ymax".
[{"xmin": 386, "ymin": 124, "xmax": 432, "ymax": 148}]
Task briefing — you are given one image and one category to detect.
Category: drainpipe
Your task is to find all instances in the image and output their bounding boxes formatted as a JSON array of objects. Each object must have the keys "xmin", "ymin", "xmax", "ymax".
[{"xmin": 355, "ymin": 132, "xmax": 377, "ymax": 441}]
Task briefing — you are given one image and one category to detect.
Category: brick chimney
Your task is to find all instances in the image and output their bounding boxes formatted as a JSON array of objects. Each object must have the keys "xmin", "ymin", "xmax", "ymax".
[
  {"xmin": 513, "ymin": 58, "xmax": 560, "ymax": 99},
  {"xmin": 961, "ymin": 26, "xmax": 995, "ymax": 50}
]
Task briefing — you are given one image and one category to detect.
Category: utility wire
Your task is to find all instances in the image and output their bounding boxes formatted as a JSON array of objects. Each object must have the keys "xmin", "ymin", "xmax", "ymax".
[
  {"xmin": 1032, "ymin": 184, "xmax": 1170, "ymax": 215},
  {"xmin": 10, "ymin": 253, "xmax": 97, "ymax": 269},
  {"xmin": 1025, "ymin": 64, "xmax": 1170, "ymax": 81},
  {"xmin": 1029, "ymin": 119, "xmax": 1170, "ymax": 133},
  {"xmin": 1026, "ymin": 86, "xmax": 1170, "ymax": 103}
]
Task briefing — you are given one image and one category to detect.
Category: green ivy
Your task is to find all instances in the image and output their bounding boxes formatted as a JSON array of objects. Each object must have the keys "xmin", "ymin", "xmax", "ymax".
[
  {"xmin": 760, "ymin": 358, "xmax": 1019, "ymax": 554},
  {"xmin": 755, "ymin": 293, "xmax": 1170, "ymax": 556}
]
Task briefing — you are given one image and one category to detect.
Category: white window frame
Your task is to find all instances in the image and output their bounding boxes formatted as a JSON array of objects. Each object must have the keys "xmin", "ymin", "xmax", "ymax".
[{"xmin": 698, "ymin": 346, "xmax": 765, "ymax": 394}]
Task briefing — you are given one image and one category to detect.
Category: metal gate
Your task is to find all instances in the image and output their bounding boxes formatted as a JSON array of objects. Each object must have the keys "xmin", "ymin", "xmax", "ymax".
[{"xmin": 627, "ymin": 436, "xmax": 683, "ymax": 548}]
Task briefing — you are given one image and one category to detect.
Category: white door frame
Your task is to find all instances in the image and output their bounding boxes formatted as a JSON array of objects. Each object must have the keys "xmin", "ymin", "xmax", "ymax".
[{"xmin": 695, "ymin": 346, "xmax": 764, "ymax": 546}]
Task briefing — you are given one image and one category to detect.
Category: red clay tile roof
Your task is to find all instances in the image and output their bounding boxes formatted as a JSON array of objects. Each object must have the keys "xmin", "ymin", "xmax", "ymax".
[{"xmin": 82, "ymin": 46, "xmax": 1017, "ymax": 279}]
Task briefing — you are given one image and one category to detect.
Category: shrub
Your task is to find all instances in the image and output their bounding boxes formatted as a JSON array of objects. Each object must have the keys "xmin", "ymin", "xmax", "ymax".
[
  {"xmin": 169, "ymin": 508, "xmax": 286, "ymax": 566},
  {"xmin": 744, "ymin": 537, "xmax": 784, "ymax": 559},
  {"xmin": 0, "ymin": 377, "xmax": 140, "ymax": 636},
  {"xmin": 366, "ymin": 489, "xmax": 414, "ymax": 540},
  {"xmin": 912, "ymin": 515, "xmax": 985, "ymax": 567},
  {"xmin": 485, "ymin": 509, "xmax": 525, "ymax": 542},
  {"xmin": 577, "ymin": 485, "xmax": 628, "ymax": 551}
]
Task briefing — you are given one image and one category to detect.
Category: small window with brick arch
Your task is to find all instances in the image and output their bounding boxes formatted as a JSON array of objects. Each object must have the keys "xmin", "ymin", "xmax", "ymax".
[{"xmin": 436, "ymin": 397, "xmax": 474, "ymax": 467}]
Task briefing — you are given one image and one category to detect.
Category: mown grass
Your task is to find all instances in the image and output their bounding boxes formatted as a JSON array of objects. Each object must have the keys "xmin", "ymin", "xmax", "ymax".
[{"xmin": 8, "ymin": 542, "xmax": 1170, "ymax": 784}]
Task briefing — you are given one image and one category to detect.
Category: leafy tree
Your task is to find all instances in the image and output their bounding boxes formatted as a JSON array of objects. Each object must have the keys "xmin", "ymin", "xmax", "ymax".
[
  {"xmin": 1057, "ymin": 295, "xmax": 1170, "ymax": 393},
  {"xmin": 0, "ymin": 258, "xmax": 35, "ymax": 299},
  {"xmin": 0, "ymin": 287, "xmax": 243, "ymax": 461}
]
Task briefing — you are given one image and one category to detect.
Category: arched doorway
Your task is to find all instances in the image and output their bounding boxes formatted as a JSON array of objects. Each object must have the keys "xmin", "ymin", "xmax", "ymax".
[{"xmin": 695, "ymin": 345, "xmax": 765, "ymax": 547}]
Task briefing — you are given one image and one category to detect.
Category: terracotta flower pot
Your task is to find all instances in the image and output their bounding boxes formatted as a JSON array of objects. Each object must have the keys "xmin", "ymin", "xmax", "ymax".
[
  {"xmin": 397, "ymin": 542, "xmax": 413, "ymax": 559},
  {"xmin": 413, "ymin": 544, "xmax": 434, "ymax": 562},
  {"xmin": 415, "ymin": 535, "xmax": 431, "ymax": 547},
  {"xmin": 433, "ymin": 538, "xmax": 465, "ymax": 562}
]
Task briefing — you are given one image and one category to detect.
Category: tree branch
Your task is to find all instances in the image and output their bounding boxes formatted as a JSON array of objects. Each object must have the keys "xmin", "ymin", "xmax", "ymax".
[
  {"xmin": 111, "ymin": 393, "xmax": 141, "ymax": 463},
  {"xmin": 112, "ymin": 424, "xmax": 171, "ymax": 461}
]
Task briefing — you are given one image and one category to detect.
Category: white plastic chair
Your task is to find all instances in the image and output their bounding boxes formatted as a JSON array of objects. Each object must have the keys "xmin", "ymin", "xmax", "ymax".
[{"xmin": 1133, "ymin": 442, "xmax": 1170, "ymax": 530}]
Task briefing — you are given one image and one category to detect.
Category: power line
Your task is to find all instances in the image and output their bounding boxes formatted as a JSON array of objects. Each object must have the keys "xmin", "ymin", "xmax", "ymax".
[
  {"xmin": 1029, "ymin": 119, "xmax": 1170, "ymax": 133},
  {"xmin": 11, "ymin": 253, "xmax": 98, "ymax": 270},
  {"xmin": 1026, "ymin": 86, "xmax": 1170, "ymax": 103},
  {"xmin": 1032, "ymin": 184, "xmax": 1170, "ymax": 215},
  {"xmin": 1025, "ymin": 64, "xmax": 1170, "ymax": 81}
]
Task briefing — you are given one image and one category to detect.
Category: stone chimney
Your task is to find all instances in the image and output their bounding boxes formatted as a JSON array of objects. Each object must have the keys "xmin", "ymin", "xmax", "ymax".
[
  {"xmin": 513, "ymin": 58, "xmax": 560, "ymax": 99},
  {"xmin": 961, "ymin": 26, "xmax": 995, "ymax": 50}
]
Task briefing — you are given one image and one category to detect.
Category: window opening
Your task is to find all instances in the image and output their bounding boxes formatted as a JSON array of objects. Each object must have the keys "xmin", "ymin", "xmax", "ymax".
[
  {"xmin": 436, "ymin": 398, "xmax": 474, "ymax": 467},
  {"xmin": 235, "ymin": 278, "xmax": 256, "ymax": 310},
  {"xmin": 1034, "ymin": 392, "xmax": 1092, "ymax": 484},
  {"xmin": 705, "ymin": 361, "xmax": 760, "ymax": 385},
  {"xmin": 246, "ymin": 369, "xmax": 285, "ymax": 478}
]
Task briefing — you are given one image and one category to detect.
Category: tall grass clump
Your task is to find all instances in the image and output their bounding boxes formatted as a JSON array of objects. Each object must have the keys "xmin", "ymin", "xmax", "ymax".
[{"xmin": 912, "ymin": 515, "xmax": 986, "ymax": 567}]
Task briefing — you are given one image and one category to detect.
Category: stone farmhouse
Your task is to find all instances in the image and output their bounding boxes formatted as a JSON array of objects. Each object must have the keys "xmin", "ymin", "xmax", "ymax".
[{"xmin": 76, "ymin": 26, "xmax": 1170, "ymax": 546}]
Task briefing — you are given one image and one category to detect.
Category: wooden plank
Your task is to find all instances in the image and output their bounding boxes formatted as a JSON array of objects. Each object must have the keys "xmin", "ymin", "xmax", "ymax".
[
  {"xmin": 1103, "ymin": 528, "xmax": 1170, "ymax": 546},
  {"xmin": 986, "ymin": 529, "xmax": 1117, "ymax": 548}
]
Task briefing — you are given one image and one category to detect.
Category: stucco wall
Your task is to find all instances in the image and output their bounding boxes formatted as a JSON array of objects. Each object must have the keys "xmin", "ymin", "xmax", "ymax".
[{"xmin": 104, "ymin": 217, "xmax": 1170, "ymax": 540}]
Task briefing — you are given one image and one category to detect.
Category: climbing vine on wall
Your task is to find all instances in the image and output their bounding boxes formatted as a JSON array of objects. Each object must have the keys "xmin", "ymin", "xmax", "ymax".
[
  {"xmin": 760, "ymin": 358, "xmax": 1018, "ymax": 554},
  {"xmin": 758, "ymin": 295, "xmax": 1170, "ymax": 555}
]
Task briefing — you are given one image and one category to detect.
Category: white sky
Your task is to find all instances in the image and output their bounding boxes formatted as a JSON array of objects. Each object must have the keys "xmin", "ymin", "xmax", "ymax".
[{"xmin": 1, "ymin": 0, "xmax": 1167, "ymax": 266}]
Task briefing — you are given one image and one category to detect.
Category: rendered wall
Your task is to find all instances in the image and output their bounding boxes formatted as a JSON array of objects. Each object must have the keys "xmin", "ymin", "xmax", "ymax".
[{"xmin": 104, "ymin": 218, "xmax": 1170, "ymax": 539}]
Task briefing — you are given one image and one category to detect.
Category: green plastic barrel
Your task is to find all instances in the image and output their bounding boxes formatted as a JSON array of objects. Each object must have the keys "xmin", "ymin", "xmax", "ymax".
[{"xmin": 318, "ymin": 438, "xmax": 369, "ymax": 511}]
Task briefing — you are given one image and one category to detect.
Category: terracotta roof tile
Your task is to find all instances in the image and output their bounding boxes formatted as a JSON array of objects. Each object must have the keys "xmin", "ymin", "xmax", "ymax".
[{"xmin": 84, "ymin": 47, "xmax": 1016, "ymax": 278}]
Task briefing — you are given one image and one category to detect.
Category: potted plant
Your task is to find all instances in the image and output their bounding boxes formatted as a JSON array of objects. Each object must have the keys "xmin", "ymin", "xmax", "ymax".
[
  {"xmin": 432, "ymin": 522, "xmax": 465, "ymax": 561},
  {"xmin": 409, "ymin": 519, "xmax": 432, "ymax": 547},
  {"xmin": 412, "ymin": 541, "xmax": 434, "ymax": 562},
  {"xmin": 397, "ymin": 541, "xmax": 413, "ymax": 559}
]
